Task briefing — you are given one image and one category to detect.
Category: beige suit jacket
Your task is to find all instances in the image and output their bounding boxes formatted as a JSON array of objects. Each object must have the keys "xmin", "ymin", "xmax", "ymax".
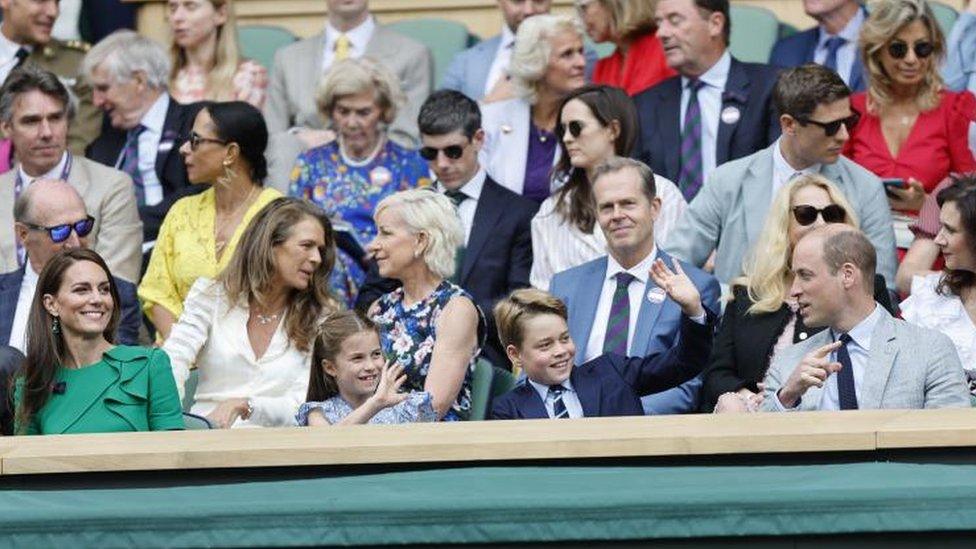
[{"xmin": 0, "ymin": 156, "xmax": 143, "ymax": 283}]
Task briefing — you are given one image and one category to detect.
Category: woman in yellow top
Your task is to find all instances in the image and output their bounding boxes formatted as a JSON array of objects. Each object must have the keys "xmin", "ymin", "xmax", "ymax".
[{"xmin": 139, "ymin": 101, "xmax": 281, "ymax": 340}]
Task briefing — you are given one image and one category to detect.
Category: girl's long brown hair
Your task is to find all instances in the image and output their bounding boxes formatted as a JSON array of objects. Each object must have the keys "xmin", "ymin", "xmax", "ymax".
[
  {"xmin": 306, "ymin": 310, "xmax": 378, "ymax": 402},
  {"xmin": 220, "ymin": 197, "xmax": 339, "ymax": 353},
  {"xmin": 16, "ymin": 249, "xmax": 121, "ymax": 433}
]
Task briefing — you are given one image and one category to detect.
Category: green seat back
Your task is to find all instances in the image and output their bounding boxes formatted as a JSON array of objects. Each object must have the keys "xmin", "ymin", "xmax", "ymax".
[
  {"xmin": 182, "ymin": 369, "xmax": 199, "ymax": 413},
  {"xmin": 929, "ymin": 1, "xmax": 959, "ymax": 37},
  {"xmin": 238, "ymin": 25, "xmax": 299, "ymax": 70},
  {"xmin": 729, "ymin": 5, "xmax": 781, "ymax": 63},
  {"xmin": 182, "ymin": 412, "xmax": 212, "ymax": 430},
  {"xmin": 467, "ymin": 358, "xmax": 495, "ymax": 421},
  {"xmin": 490, "ymin": 366, "xmax": 517, "ymax": 400},
  {"xmin": 386, "ymin": 18, "xmax": 472, "ymax": 89}
]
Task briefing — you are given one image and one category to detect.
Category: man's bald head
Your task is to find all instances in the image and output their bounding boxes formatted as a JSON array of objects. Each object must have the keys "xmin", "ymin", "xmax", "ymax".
[{"xmin": 13, "ymin": 178, "xmax": 90, "ymax": 273}]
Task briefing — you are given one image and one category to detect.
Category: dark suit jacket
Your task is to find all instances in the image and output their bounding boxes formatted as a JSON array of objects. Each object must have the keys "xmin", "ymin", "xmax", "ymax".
[
  {"xmin": 490, "ymin": 313, "xmax": 714, "ymax": 419},
  {"xmin": 632, "ymin": 57, "xmax": 781, "ymax": 184},
  {"xmin": 768, "ymin": 13, "xmax": 867, "ymax": 92},
  {"xmin": 699, "ymin": 275, "xmax": 894, "ymax": 412},
  {"xmin": 357, "ymin": 177, "xmax": 538, "ymax": 367},
  {"xmin": 0, "ymin": 266, "xmax": 142, "ymax": 348},
  {"xmin": 85, "ymin": 97, "xmax": 206, "ymax": 242}
]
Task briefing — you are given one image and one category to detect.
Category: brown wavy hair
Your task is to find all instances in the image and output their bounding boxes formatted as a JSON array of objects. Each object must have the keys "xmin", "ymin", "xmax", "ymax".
[
  {"xmin": 220, "ymin": 197, "xmax": 339, "ymax": 353},
  {"xmin": 935, "ymin": 175, "xmax": 976, "ymax": 297},
  {"xmin": 306, "ymin": 310, "xmax": 378, "ymax": 402},
  {"xmin": 16, "ymin": 249, "xmax": 121, "ymax": 434}
]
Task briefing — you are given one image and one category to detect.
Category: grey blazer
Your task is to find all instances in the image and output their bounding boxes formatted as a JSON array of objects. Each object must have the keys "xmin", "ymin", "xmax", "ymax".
[
  {"xmin": 760, "ymin": 307, "xmax": 970, "ymax": 411},
  {"xmin": 0, "ymin": 156, "xmax": 143, "ymax": 283},
  {"xmin": 663, "ymin": 143, "xmax": 898, "ymax": 289},
  {"xmin": 263, "ymin": 24, "xmax": 433, "ymax": 147}
]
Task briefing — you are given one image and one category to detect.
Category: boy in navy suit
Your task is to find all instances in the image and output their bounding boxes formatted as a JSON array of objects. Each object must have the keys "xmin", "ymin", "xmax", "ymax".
[{"xmin": 490, "ymin": 260, "xmax": 715, "ymax": 420}]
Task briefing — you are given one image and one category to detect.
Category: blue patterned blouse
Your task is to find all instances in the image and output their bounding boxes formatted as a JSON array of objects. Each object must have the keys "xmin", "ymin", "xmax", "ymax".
[
  {"xmin": 296, "ymin": 392, "xmax": 437, "ymax": 425},
  {"xmin": 371, "ymin": 281, "xmax": 481, "ymax": 421},
  {"xmin": 288, "ymin": 139, "xmax": 431, "ymax": 307}
]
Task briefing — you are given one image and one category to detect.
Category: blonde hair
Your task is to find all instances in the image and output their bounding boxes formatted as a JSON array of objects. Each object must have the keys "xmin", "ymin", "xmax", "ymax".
[
  {"xmin": 220, "ymin": 198, "xmax": 340, "ymax": 352},
  {"xmin": 494, "ymin": 288, "xmax": 568, "ymax": 350},
  {"xmin": 736, "ymin": 174, "xmax": 859, "ymax": 314},
  {"xmin": 374, "ymin": 189, "xmax": 463, "ymax": 280},
  {"xmin": 168, "ymin": 0, "xmax": 243, "ymax": 101},
  {"xmin": 315, "ymin": 57, "xmax": 404, "ymax": 126},
  {"xmin": 595, "ymin": 0, "xmax": 657, "ymax": 42},
  {"xmin": 860, "ymin": 0, "xmax": 945, "ymax": 112},
  {"xmin": 509, "ymin": 14, "xmax": 584, "ymax": 104}
]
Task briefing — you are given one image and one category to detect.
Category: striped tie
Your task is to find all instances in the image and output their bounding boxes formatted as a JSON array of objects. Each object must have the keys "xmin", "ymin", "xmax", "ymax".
[
  {"xmin": 120, "ymin": 124, "xmax": 146, "ymax": 206},
  {"xmin": 548, "ymin": 385, "xmax": 569, "ymax": 419},
  {"xmin": 678, "ymin": 79, "xmax": 705, "ymax": 201},
  {"xmin": 603, "ymin": 272, "xmax": 635, "ymax": 355}
]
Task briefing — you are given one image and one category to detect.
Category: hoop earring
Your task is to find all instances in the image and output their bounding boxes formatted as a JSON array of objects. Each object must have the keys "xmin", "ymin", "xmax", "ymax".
[
  {"xmin": 51, "ymin": 316, "xmax": 61, "ymax": 335},
  {"xmin": 216, "ymin": 163, "xmax": 236, "ymax": 187}
]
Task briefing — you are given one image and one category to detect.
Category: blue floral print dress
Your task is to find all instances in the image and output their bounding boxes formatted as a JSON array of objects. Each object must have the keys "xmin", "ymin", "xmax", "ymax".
[
  {"xmin": 371, "ymin": 281, "xmax": 481, "ymax": 421},
  {"xmin": 296, "ymin": 392, "xmax": 436, "ymax": 425},
  {"xmin": 289, "ymin": 139, "xmax": 430, "ymax": 307}
]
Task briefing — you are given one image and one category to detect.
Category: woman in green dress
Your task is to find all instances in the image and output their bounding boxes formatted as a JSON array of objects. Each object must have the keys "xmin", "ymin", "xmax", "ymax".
[{"xmin": 15, "ymin": 249, "xmax": 184, "ymax": 435}]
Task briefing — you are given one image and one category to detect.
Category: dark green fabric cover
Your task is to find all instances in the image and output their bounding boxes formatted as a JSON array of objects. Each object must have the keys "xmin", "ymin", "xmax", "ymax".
[{"xmin": 2, "ymin": 462, "xmax": 976, "ymax": 547}]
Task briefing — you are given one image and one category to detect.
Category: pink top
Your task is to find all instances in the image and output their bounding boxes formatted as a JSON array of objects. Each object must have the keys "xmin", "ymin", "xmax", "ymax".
[
  {"xmin": 0, "ymin": 139, "xmax": 12, "ymax": 175},
  {"xmin": 591, "ymin": 32, "xmax": 675, "ymax": 97},
  {"xmin": 170, "ymin": 59, "xmax": 268, "ymax": 109}
]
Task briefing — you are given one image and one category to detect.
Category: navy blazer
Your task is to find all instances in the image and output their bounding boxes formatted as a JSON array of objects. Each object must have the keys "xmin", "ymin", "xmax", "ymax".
[
  {"xmin": 490, "ymin": 313, "xmax": 714, "ymax": 420},
  {"xmin": 356, "ymin": 177, "xmax": 539, "ymax": 367},
  {"xmin": 768, "ymin": 25, "xmax": 867, "ymax": 92},
  {"xmin": 85, "ymin": 97, "xmax": 206, "ymax": 243},
  {"xmin": 0, "ymin": 267, "xmax": 141, "ymax": 347},
  {"xmin": 632, "ymin": 57, "xmax": 781, "ymax": 184}
]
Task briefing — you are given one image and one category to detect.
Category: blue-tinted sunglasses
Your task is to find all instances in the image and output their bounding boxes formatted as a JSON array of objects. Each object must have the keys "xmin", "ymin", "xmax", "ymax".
[{"xmin": 22, "ymin": 216, "xmax": 95, "ymax": 243}]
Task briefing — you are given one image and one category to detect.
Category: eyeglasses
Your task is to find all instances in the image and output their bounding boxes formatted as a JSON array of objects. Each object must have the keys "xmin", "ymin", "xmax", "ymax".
[
  {"xmin": 796, "ymin": 113, "xmax": 860, "ymax": 137},
  {"xmin": 556, "ymin": 120, "xmax": 585, "ymax": 139},
  {"xmin": 419, "ymin": 144, "xmax": 465, "ymax": 161},
  {"xmin": 886, "ymin": 40, "xmax": 934, "ymax": 60},
  {"xmin": 792, "ymin": 204, "xmax": 846, "ymax": 226},
  {"xmin": 22, "ymin": 215, "xmax": 95, "ymax": 243},
  {"xmin": 187, "ymin": 131, "xmax": 228, "ymax": 151}
]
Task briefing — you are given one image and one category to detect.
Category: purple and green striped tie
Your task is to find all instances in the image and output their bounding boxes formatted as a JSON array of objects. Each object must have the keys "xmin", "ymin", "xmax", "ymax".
[
  {"xmin": 603, "ymin": 272, "xmax": 635, "ymax": 356},
  {"xmin": 120, "ymin": 124, "xmax": 146, "ymax": 206},
  {"xmin": 678, "ymin": 79, "xmax": 705, "ymax": 201}
]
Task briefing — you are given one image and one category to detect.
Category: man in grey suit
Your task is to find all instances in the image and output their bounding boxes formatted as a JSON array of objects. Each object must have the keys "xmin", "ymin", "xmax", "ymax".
[
  {"xmin": 762, "ymin": 226, "xmax": 969, "ymax": 412},
  {"xmin": 665, "ymin": 64, "xmax": 896, "ymax": 288},
  {"xmin": 264, "ymin": 0, "xmax": 432, "ymax": 148}
]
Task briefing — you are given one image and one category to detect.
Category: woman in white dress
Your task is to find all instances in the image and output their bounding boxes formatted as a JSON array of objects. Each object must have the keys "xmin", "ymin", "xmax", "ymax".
[{"xmin": 529, "ymin": 84, "xmax": 685, "ymax": 289}]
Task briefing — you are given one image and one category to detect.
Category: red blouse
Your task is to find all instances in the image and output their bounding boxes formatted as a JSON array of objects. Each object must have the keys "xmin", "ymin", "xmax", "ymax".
[
  {"xmin": 843, "ymin": 90, "xmax": 976, "ymax": 193},
  {"xmin": 592, "ymin": 31, "xmax": 676, "ymax": 97}
]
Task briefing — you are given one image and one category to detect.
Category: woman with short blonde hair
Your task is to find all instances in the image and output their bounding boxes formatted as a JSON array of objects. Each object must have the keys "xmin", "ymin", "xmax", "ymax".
[
  {"xmin": 366, "ymin": 189, "xmax": 483, "ymax": 421},
  {"xmin": 315, "ymin": 57, "xmax": 404, "ymax": 127}
]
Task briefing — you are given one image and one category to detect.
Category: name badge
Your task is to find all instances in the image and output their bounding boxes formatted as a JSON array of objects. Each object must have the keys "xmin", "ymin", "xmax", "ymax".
[
  {"xmin": 646, "ymin": 287, "xmax": 666, "ymax": 304},
  {"xmin": 370, "ymin": 166, "xmax": 392, "ymax": 186},
  {"xmin": 720, "ymin": 105, "xmax": 741, "ymax": 125},
  {"xmin": 158, "ymin": 140, "xmax": 174, "ymax": 153}
]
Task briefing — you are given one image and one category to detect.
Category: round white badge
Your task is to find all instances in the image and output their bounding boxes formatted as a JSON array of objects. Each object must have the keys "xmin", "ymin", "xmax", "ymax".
[
  {"xmin": 720, "ymin": 105, "xmax": 741, "ymax": 125},
  {"xmin": 646, "ymin": 287, "xmax": 666, "ymax": 304},
  {"xmin": 369, "ymin": 166, "xmax": 393, "ymax": 186}
]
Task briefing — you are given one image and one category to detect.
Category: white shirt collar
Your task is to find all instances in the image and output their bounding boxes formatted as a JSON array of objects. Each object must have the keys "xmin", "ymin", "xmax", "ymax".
[
  {"xmin": 682, "ymin": 50, "xmax": 731, "ymax": 91},
  {"xmin": 773, "ymin": 137, "xmax": 821, "ymax": 177},
  {"xmin": 499, "ymin": 24, "xmax": 516, "ymax": 49},
  {"xmin": 21, "ymin": 258, "xmax": 40, "ymax": 287},
  {"xmin": 605, "ymin": 246, "xmax": 658, "ymax": 286},
  {"xmin": 18, "ymin": 150, "xmax": 68, "ymax": 185},
  {"xmin": 436, "ymin": 167, "xmax": 487, "ymax": 201},
  {"xmin": 325, "ymin": 16, "xmax": 376, "ymax": 56},
  {"xmin": 528, "ymin": 377, "xmax": 576, "ymax": 403},
  {"xmin": 0, "ymin": 29, "xmax": 29, "ymax": 60},
  {"xmin": 140, "ymin": 92, "xmax": 170, "ymax": 134},
  {"xmin": 832, "ymin": 303, "xmax": 883, "ymax": 352},
  {"xmin": 818, "ymin": 7, "xmax": 864, "ymax": 46}
]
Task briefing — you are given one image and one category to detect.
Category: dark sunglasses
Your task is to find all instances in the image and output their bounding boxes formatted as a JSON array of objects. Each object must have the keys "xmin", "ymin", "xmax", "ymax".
[
  {"xmin": 887, "ymin": 40, "xmax": 934, "ymax": 60},
  {"xmin": 556, "ymin": 120, "xmax": 585, "ymax": 139},
  {"xmin": 22, "ymin": 215, "xmax": 95, "ymax": 243},
  {"xmin": 419, "ymin": 144, "xmax": 465, "ymax": 161},
  {"xmin": 187, "ymin": 131, "xmax": 228, "ymax": 151},
  {"xmin": 797, "ymin": 113, "xmax": 860, "ymax": 137},
  {"xmin": 792, "ymin": 204, "xmax": 846, "ymax": 226}
]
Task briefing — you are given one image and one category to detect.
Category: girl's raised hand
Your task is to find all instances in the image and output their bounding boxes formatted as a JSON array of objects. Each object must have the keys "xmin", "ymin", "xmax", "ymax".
[{"xmin": 371, "ymin": 361, "xmax": 409, "ymax": 408}]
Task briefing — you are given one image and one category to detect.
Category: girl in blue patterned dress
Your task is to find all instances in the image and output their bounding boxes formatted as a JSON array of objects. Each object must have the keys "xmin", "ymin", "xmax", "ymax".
[
  {"xmin": 297, "ymin": 311, "xmax": 436, "ymax": 426},
  {"xmin": 288, "ymin": 58, "xmax": 430, "ymax": 308},
  {"xmin": 367, "ymin": 190, "xmax": 484, "ymax": 421}
]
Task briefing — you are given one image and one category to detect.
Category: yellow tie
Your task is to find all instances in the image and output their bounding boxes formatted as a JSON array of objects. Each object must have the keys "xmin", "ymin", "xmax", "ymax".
[{"xmin": 334, "ymin": 34, "xmax": 351, "ymax": 61}]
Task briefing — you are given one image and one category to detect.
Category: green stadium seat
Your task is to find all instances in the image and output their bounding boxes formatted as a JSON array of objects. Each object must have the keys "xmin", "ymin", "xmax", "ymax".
[
  {"xmin": 182, "ymin": 412, "xmax": 212, "ymax": 430},
  {"xmin": 182, "ymin": 369, "xmax": 198, "ymax": 412},
  {"xmin": 238, "ymin": 24, "xmax": 298, "ymax": 71},
  {"xmin": 729, "ymin": 5, "xmax": 781, "ymax": 63},
  {"xmin": 467, "ymin": 360, "xmax": 517, "ymax": 421},
  {"xmin": 929, "ymin": 1, "xmax": 959, "ymax": 37},
  {"xmin": 386, "ymin": 18, "xmax": 472, "ymax": 89}
]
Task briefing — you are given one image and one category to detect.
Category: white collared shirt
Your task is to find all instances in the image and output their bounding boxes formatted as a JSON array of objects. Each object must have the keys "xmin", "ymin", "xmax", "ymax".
[
  {"xmin": 436, "ymin": 168, "xmax": 486, "ymax": 245},
  {"xmin": 9, "ymin": 262, "xmax": 39, "ymax": 353},
  {"xmin": 123, "ymin": 93, "xmax": 169, "ymax": 207},
  {"xmin": 583, "ymin": 248, "xmax": 658, "ymax": 362},
  {"xmin": 771, "ymin": 137, "xmax": 822, "ymax": 202},
  {"xmin": 18, "ymin": 151, "xmax": 69, "ymax": 189},
  {"xmin": 322, "ymin": 16, "xmax": 376, "ymax": 72},
  {"xmin": 0, "ymin": 30, "xmax": 30, "ymax": 86},
  {"xmin": 813, "ymin": 7, "xmax": 864, "ymax": 88},
  {"xmin": 679, "ymin": 50, "xmax": 731, "ymax": 182},
  {"xmin": 484, "ymin": 25, "xmax": 516, "ymax": 96},
  {"xmin": 527, "ymin": 378, "xmax": 585, "ymax": 419}
]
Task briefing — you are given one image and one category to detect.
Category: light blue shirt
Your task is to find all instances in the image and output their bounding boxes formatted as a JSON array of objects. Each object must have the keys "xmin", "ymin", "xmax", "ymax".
[
  {"xmin": 527, "ymin": 378, "xmax": 584, "ymax": 419},
  {"xmin": 943, "ymin": 11, "xmax": 976, "ymax": 154},
  {"xmin": 680, "ymin": 50, "xmax": 731, "ymax": 183},
  {"xmin": 812, "ymin": 7, "xmax": 864, "ymax": 88}
]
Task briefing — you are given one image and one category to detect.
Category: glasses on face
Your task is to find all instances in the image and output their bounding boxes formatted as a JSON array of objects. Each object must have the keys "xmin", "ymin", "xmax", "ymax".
[
  {"xmin": 187, "ymin": 131, "xmax": 228, "ymax": 151},
  {"xmin": 419, "ymin": 144, "xmax": 465, "ymax": 161},
  {"xmin": 797, "ymin": 113, "xmax": 860, "ymax": 137},
  {"xmin": 22, "ymin": 216, "xmax": 95, "ymax": 243},
  {"xmin": 886, "ymin": 40, "xmax": 934, "ymax": 60},
  {"xmin": 792, "ymin": 204, "xmax": 846, "ymax": 226},
  {"xmin": 556, "ymin": 120, "xmax": 585, "ymax": 139}
]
